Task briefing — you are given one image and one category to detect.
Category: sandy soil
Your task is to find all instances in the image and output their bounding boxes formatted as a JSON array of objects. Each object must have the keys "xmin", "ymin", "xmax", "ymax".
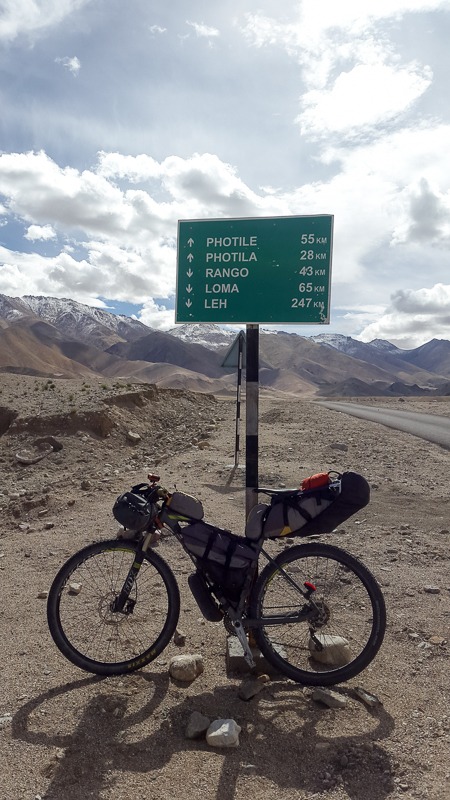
[{"xmin": 0, "ymin": 374, "xmax": 449, "ymax": 800}]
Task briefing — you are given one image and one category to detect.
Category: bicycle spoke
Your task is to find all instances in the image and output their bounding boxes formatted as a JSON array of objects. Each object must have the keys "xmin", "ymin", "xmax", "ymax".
[
  {"xmin": 48, "ymin": 540, "xmax": 179, "ymax": 673},
  {"xmin": 251, "ymin": 543, "xmax": 385, "ymax": 685}
]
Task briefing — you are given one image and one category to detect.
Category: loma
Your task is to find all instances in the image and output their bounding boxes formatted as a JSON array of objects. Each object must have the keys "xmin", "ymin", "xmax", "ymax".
[{"xmin": 205, "ymin": 283, "xmax": 239, "ymax": 294}]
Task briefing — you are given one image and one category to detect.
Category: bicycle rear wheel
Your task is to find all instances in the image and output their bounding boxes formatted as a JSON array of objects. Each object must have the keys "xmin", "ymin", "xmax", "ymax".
[
  {"xmin": 249, "ymin": 542, "xmax": 386, "ymax": 685},
  {"xmin": 47, "ymin": 540, "xmax": 180, "ymax": 676}
]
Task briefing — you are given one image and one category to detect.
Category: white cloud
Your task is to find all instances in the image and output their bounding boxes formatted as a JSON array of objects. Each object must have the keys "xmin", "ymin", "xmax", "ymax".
[
  {"xmin": 0, "ymin": 0, "xmax": 92, "ymax": 42},
  {"xmin": 295, "ymin": 0, "xmax": 450, "ymax": 37},
  {"xmin": 0, "ymin": 240, "xmax": 173, "ymax": 306},
  {"xmin": 0, "ymin": 244, "xmax": 100, "ymax": 305},
  {"xmin": 0, "ymin": 151, "xmax": 127, "ymax": 236},
  {"xmin": 241, "ymin": 1, "xmax": 444, "ymax": 139},
  {"xmin": 242, "ymin": 2, "xmax": 450, "ymax": 55},
  {"xmin": 358, "ymin": 284, "xmax": 450, "ymax": 347},
  {"xmin": 138, "ymin": 298, "xmax": 175, "ymax": 330},
  {"xmin": 319, "ymin": 123, "xmax": 450, "ymax": 256},
  {"xmin": 55, "ymin": 56, "xmax": 81, "ymax": 76},
  {"xmin": 1, "ymin": 138, "xmax": 450, "ymax": 345},
  {"xmin": 298, "ymin": 62, "xmax": 432, "ymax": 136},
  {"xmin": 1, "ymin": 0, "xmax": 450, "ymax": 354},
  {"xmin": 149, "ymin": 24, "xmax": 167, "ymax": 35},
  {"xmin": 96, "ymin": 152, "xmax": 162, "ymax": 183},
  {"xmin": 25, "ymin": 224, "xmax": 56, "ymax": 241},
  {"xmin": 392, "ymin": 177, "xmax": 450, "ymax": 245},
  {"xmin": 0, "ymin": 150, "xmax": 286, "ymax": 306},
  {"xmin": 186, "ymin": 20, "xmax": 220, "ymax": 38},
  {"xmin": 85, "ymin": 240, "xmax": 175, "ymax": 300}
]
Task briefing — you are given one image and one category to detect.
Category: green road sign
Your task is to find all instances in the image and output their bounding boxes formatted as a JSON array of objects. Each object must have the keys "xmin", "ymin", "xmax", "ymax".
[{"xmin": 176, "ymin": 215, "xmax": 333, "ymax": 324}]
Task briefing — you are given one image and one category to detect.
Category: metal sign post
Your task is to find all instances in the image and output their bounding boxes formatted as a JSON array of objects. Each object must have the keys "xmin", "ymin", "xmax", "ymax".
[
  {"xmin": 221, "ymin": 331, "xmax": 246, "ymax": 469},
  {"xmin": 245, "ymin": 324, "xmax": 259, "ymax": 518}
]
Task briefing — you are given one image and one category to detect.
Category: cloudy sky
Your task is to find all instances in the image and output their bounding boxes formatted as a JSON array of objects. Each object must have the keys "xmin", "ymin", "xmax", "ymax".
[{"xmin": 1, "ymin": 0, "xmax": 450, "ymax": 347}]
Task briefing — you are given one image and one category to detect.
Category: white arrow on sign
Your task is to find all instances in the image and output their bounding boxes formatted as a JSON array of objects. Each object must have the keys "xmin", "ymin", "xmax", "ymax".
[
  {"xmin": 187, "ymin": 253, "xmax": 194, "ymax": 262},
  {"xmin": 186, "ymin": 285, "xmax": 193, "ymax": 293},
  {"xmin": 186, "ymin": 268, "xmax": 193, "ymax": 277},
  {"xmin": 187, "ymin": 238, "xmax": 194, "ymax": 246},
  {"xmin": 186, "ymin": 299, "xmax": 192, "ymax": 308}
]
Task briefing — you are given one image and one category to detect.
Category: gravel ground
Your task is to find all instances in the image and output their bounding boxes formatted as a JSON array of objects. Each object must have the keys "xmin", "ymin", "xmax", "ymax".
[{"xmin": 0, "ymin": 375, "xmax": 449, "ymax": 800}]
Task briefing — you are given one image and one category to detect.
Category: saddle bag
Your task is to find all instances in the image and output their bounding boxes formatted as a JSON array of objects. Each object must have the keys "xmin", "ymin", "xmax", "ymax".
[
  {"xmin": 181, "ymin": 521, "xmax": 259, "ymax": 600},
  {"xmin": 245, "ymin": 472, "xmax": 370, "ymax": 540}
]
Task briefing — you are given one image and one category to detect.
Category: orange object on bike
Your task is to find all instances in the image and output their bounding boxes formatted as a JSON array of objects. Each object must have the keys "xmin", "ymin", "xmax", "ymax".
[{"xmin": 301, "ymin": 472, "xmax": 331, "ymax": 491}]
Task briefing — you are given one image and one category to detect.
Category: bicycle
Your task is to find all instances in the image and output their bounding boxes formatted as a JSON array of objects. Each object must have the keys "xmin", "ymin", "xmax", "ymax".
[{"xmin": 47, "ymin": 471, "xmax": 386, "ymax": 686}]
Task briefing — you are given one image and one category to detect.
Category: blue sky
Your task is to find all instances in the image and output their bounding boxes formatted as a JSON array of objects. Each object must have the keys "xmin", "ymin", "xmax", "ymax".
[{"xmin": 1, "ymin": 0, "xmax": 450, "ymax": 346}]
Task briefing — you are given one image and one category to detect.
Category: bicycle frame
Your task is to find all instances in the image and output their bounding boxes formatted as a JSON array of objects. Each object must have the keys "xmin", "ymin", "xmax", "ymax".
[
  {"xmin": 47, "ymin": 472, "xmax": 385, "ymax": 682},
  {"xmin": 111, "ymin": 504, "xmax": 321, "ymax": 667}
]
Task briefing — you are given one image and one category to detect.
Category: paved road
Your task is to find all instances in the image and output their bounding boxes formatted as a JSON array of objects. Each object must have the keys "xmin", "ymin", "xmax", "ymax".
[{"xmin": 316, "ymin": 402, "xmax": 450, "ymax": 450}]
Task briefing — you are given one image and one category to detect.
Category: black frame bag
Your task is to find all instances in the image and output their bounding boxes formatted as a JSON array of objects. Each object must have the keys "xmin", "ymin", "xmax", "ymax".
[{"xmin": 180, "ymin": 521, "xmax": 259, "ymax": 599}]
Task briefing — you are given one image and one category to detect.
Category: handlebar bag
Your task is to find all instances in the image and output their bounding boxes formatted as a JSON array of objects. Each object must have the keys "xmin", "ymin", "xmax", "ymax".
[{"xmin": 165, "ymin": 491, "xmax": 204, "ymax": 521}]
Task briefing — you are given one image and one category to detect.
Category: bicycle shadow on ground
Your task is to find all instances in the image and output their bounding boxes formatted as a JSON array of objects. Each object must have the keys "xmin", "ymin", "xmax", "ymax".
[{"xmin": 12, "ymin": 674, "xmax": 396, "ymax": 800}]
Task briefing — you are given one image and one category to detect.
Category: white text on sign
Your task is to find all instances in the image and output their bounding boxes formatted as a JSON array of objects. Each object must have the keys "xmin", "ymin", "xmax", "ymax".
[{"xmin": 206, "ymin": 236, "xmax": 257, "ymax": 247}]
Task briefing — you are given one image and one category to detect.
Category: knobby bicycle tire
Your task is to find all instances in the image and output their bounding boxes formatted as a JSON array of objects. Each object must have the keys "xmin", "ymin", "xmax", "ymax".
[
  {"xmin": 47, "ymin": 539, "xmax": 180, "ymax": 676},
  {"xmin": 249, "ymin": 542, "xmax": 386, "ymax": 686}
]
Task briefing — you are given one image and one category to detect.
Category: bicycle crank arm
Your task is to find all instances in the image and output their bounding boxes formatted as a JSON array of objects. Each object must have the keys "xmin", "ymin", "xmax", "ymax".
[{"xmin": 230, "ymin": 619, "xmax": 256, "ymax": 669}]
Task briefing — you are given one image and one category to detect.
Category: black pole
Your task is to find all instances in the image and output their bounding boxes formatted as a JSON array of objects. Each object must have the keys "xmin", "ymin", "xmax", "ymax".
[
  {"xmin": 234, "ymin": 334, "xmax": 243, "ymax": 469},
  {"xmin": 245, "ymin": 324, "xmax": 259, "ymax": 518}
]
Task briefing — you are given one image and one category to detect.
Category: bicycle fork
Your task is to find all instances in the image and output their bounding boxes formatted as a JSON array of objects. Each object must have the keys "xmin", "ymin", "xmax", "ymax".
[{"xmin": 111, "ymin": 552, "xmax": 144, "ymax": 614}]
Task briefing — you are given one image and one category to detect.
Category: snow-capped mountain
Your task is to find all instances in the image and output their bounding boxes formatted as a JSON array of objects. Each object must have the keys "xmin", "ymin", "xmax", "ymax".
[
  {"xmin": 0, "ymin": 295, "xmax": 149, "ymax": 349},
  {"xmin": 310, "ymin": 333, "xmax": 404, "ymax": 358},
  {"xmin": 309, "ymin": 333, "xmax": 370, "ymax": 355},
  {"xmin": 168, "ymin": 323, "xmax": 238, "ymax": 350},
  {"xmin": 368, "ymin": 339, "xmax": 403, "ymax": 355}
]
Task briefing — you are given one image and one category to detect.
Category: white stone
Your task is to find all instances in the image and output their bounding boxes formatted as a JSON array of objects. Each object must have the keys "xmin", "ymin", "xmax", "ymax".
[
  {"xmin": 308, "ymin": 633, "xmax": 351, "ymax": 666},
  {"xmin": 169, "ymin": 654, "xmax": 204, "ymax": 682},
  {"xmin": 206, "ymin": 719, "xmax": 241, "ymax": 748}
]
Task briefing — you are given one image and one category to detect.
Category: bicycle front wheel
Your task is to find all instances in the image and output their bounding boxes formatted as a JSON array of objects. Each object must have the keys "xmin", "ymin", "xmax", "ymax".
[
  {"xmin": 249, "ymin": 542, "xmax": 386, "ymax": 686},
  {"xmin": 47, "ymin": 540, "xmax": 180, "ymax": 676}
]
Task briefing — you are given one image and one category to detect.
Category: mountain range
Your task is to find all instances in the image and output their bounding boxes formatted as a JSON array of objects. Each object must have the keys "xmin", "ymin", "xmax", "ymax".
[{"xmin": 0, "ymin": 294, "xmax": 449, "ymax": 397}]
